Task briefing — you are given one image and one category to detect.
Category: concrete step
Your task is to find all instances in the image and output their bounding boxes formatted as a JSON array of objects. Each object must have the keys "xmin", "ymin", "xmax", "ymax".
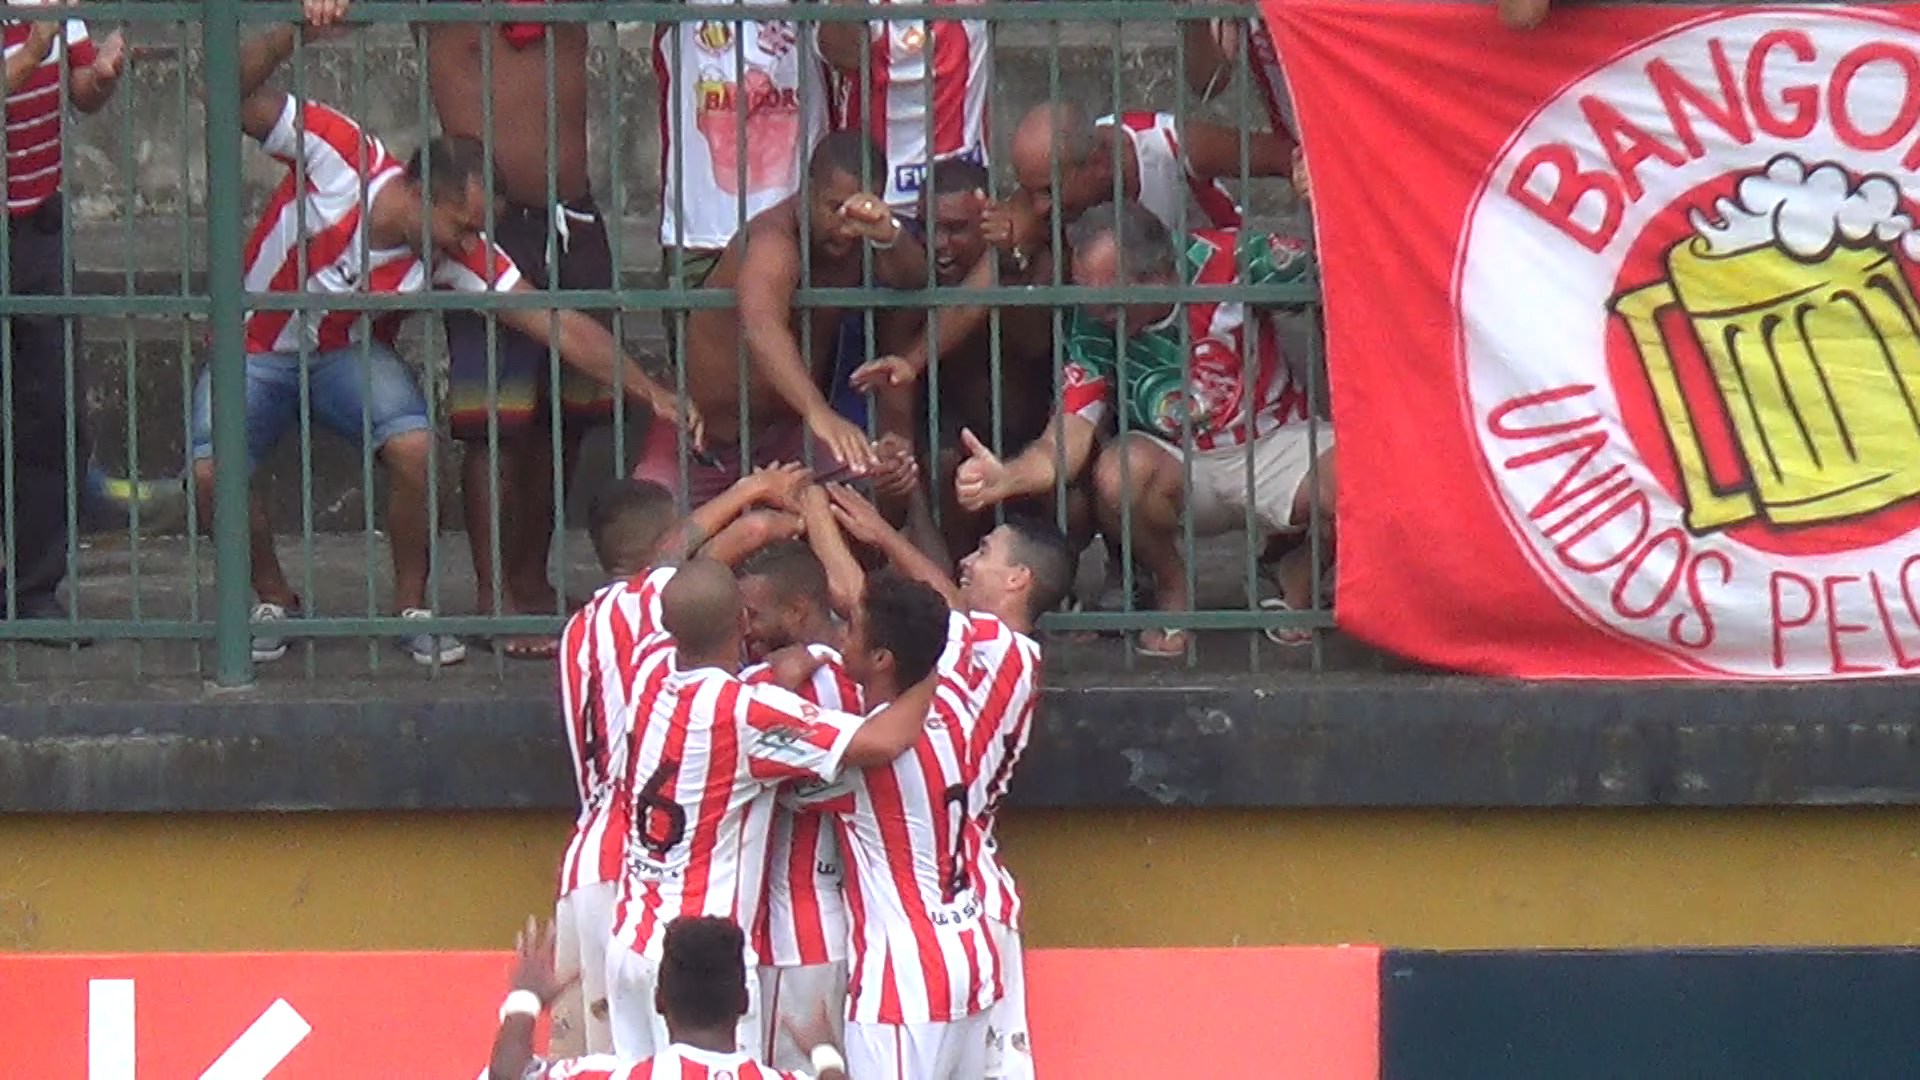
[{"xmin": 84, "ymin": 22, "xmax": 1302, "ymax": 239}]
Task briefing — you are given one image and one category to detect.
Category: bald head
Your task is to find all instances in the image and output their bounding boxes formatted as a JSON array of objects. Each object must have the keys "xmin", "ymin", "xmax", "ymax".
[
  {"xmin": 1011, "ymin": 102, "xmax": 1098, "ymax": 196},
  {"xmin": 660, "ymin": 559, "xmax": 743, "ymax": 658}
]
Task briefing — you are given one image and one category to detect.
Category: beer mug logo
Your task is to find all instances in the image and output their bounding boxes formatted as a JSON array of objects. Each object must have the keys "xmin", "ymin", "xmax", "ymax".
[
  {"xmin": 1455, "ymin": 9, "xmax": 1920, "ymax": 677},
  {"xmin": 1611, "ymin": 154, "xmax": 1920, "ymax": 537},
  {"xmin": 694, "ymin": 21, "xmax": 732, "ymax": 53}
]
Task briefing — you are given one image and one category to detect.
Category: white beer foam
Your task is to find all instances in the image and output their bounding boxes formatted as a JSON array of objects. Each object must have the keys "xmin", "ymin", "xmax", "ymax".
[{"xmin": 1688, "ymin": 154, "xmax": 1920, "ymax": 262}]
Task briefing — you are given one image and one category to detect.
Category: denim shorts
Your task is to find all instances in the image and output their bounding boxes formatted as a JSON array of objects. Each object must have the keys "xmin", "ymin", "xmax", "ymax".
[{"xmin": 189, "ymin": 343, "xmax": 432, "ymax": 469}]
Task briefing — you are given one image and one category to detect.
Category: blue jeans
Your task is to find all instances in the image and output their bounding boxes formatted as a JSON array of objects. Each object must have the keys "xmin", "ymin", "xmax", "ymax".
[{"xmin": 189, "ymin": 343, "xmax": 432, "ymax": 468}]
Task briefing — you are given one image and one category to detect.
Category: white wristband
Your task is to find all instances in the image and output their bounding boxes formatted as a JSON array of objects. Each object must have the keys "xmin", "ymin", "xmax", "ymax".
[
  {"xmin": 810, "ymin": 1043, "xmax": 846, "ymax": 1074},
  {"xmin": 498, "ymin": 989, "xmax": 542, "ymax": 1022},
  {"xmin": 867, "ymin": 218, "xmax": 900, "ymax": 249}
]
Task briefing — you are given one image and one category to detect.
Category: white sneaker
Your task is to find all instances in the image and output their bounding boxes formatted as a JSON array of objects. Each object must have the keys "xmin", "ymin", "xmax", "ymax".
[
  {"xmin": 251, "ymin": 602, "xmax": 295, "ymax": 662},
  {"xmin": 397, "ymin": 608, "xmax": 467, "ymax": 666}
]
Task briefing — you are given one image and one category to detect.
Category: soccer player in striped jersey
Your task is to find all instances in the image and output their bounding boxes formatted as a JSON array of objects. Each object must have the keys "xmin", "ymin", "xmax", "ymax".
[
  {"xmin": 487, "ymin": 917, "xmax": 849, "ymax": 1080},
  {"xmin": 820, "ymin": 485, "xmax": 1070, "ymax": 1080},
  {"xmin": 554, "ymin": 465, "xmax": 812, "ymax": 1054},
  {"xmin": 732, "ymin": 482, "xmax": 876, "ymax": 1070},
  {"xmin": 201, "ymin": 22, "xmax": 700, "ymax": 667},
  {"xmin": 604, "ymin": 557, "xmax": 943, "ymax": 1061},
  {"xmin": 788, "ymin": 571, "xmax": 997, "ymax": 1078},
  {"xmin": 736, "ymin": 562, "xmax": 856, "ymax": 1068}
]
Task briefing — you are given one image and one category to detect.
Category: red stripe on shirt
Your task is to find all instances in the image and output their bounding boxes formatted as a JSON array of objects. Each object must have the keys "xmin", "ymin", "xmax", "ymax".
[
  {"xmin": 928, "ymin": 19, "xmax": 969, "ymax": 156},
  {"xmin": 626, "ymin": 673, "xmax": 698, "ymax": 952},
  {"xmin": 677, "ymin": 681, "xmax": 741, "ymax": 926}
]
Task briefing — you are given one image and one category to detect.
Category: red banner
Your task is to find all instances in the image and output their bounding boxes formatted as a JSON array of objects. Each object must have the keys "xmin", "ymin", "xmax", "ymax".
[
  {"xmin": 1267, "ymin": 1, "xmax": 1920, "ymax": 677},
  {"xmin": 0, "ymin": 947, "xmax": 1379, "ymax": 1079}
]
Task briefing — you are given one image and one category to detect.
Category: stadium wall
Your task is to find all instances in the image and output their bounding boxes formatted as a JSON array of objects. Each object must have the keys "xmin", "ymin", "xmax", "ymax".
[{"xmin": 6, "ymin": 807, "xmax": 1920, "ymax": 952}]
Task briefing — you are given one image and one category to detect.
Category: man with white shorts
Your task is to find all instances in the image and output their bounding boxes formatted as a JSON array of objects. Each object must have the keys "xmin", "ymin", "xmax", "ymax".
[
  {"xmin": 552, "ymin": 467, "xmax": 813, "ymax": 1053},
  {"xmin": 956, "ymin": 199, "xmax": 1334, "ymax": 656},
  {"xmin": 736, "ymin": 517, "xmax": 865, "ymax": 1070},
  {"xmin": 789, "ymin": 571, "xmax": 1003, "ymax": 1079},
  {"xmin": 602, "ymin": 559, "xmax": 941, "ymax": 1061},
  {"xmin": 817, "ymin": 485, "xmax": 1076, "ymax": 1079}
]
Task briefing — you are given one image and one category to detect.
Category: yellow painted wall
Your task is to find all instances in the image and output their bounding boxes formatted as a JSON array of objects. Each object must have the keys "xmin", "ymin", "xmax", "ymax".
[{"xmin": 4, "ymin": 807, "xmax": 1919, "ymax": 952}]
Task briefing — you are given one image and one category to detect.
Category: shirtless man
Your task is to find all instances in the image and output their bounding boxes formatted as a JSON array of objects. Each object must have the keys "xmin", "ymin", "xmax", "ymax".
[
  {"xmin": 631, "ymin": 131, "xmax": 927, "ymax": 507},
  {"xmin": 420, "ymin": 0, "xmax": 613, "ymax": 657},
  {"xmin": 850, "ymin": 158, "xmax": 1090, "ymax": 566}
]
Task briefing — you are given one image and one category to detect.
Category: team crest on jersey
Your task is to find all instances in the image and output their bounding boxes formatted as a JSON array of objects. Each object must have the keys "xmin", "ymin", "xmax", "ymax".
[
  {"xmin": 1457, "ymin": 9, "xmax": 1920, "ymax": 676},
  {"xmin": 754, "ymin": 723, "xmax": 824, "ymax": 770}
]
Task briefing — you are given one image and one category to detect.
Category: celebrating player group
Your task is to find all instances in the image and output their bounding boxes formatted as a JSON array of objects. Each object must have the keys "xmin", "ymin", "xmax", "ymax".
[{"xmin": 481, "ymin": 463, "xmax": 1074, "ymax": 1080}]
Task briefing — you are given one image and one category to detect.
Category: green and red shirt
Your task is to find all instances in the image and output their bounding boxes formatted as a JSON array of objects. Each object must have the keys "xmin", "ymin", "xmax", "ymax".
[{"xmin": 1061, "ymin": 228, "xmax": 1315, "ymax": 451}]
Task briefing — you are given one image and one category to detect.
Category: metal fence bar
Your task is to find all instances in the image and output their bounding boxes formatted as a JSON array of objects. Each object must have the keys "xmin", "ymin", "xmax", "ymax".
[
  {"xmin": 0, "ymin": 0, "xmax": 1333, "ymax": 677},
  {"xmin": 200, "ymin": 0, "xmax": 254, "ymax": 687}
]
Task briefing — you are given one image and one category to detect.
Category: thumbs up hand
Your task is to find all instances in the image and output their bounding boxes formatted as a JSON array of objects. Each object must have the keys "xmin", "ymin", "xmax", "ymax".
[{"xmin": 953, "ymin": 427, "xmax": 1014, "ymax": 512}]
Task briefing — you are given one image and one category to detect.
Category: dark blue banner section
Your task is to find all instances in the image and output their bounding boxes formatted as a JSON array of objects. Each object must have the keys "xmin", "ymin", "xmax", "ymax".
[{"xmin": 1382, "ymin": 948, "xmax": 1920, "ymax": 1080}]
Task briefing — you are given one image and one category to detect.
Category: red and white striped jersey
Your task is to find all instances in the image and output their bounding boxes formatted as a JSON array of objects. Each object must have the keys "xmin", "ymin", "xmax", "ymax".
[
  {"xmin": 1095, "ymin": 111, "xmax": 1242, "ymax": 231},
  {"xmin": 794, "ymin": 684, "xmax": 1002, "ymax": 1024},
  {"xmin": 941, "ymin": 611, "xmax": 1041, "ymax": 929},
  {"xmin": 823, "ymin": 0, "xmax": 990, "ymax": 210},
  {"xmin": 610, "ymin": 641, "xmax": 868, "ymax": 965},
  {"xmin": 241, "ymin": 96, "xmax": 522, "ymax": 356},
  {"xmin": 742, "ymin": 645, "xmax": 862, "ymax": 968},
  {"xmin": 556, "ymin": 566, "xmax": 679, "ymax": 898},
  {"xmin": 522, "ymin": 1046, "xmax": 808, "ymax": 1080},
  {"xmin": 4, "ymin": 21, "xmax": 96, "ymax": 214}
]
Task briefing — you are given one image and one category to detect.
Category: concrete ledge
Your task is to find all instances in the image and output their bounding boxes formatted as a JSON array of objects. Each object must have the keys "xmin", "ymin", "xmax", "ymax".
[{"xmin": 5, "ymin": 676, "xmax": 1920, "ymax": 812}]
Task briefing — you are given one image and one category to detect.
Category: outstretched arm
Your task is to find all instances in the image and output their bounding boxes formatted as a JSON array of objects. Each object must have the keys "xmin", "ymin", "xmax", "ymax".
[
  {"xmin": 650, "ymin": 463, "xmax": 813, "ymax": 565},
  {"xmin": 800, "ymin": 484, "xmax": 869, "ymax": 618},
  {"xmin": 738, "ymin": 224, "xmax": 877, "ymax": 472},
  {"xmin": 954, "ymin": 416, "xmax": 1097, "ymax": 512},
  {"xmin": 225, "ymin": 26, "xmax": 298, "ymax": 139},
  {"xmin": 826, "ymin": 483, "xmax": 964, "ymax": 609},
  {"xmin": 495, "ymin": 298, "xmax": 704, "ymax": 450},
  {"xmin": 486, "ymin": 919, "xmax": 575, "ymax": 1080},
  {"xmin": 840, "ymin": 672, "xmax": 939, "ymax": 767}
]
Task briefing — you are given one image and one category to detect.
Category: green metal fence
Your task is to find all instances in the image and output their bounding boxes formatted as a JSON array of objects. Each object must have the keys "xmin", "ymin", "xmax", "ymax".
[{"xmin": 0, "ymin": 0, "xmax": 1330, "ymax": 685}]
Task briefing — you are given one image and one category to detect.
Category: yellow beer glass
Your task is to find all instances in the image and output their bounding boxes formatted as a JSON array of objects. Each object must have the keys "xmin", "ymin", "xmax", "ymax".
[{"xmin": 1611, "ymin": 235, "xmax": 1920, "ymax": 534}]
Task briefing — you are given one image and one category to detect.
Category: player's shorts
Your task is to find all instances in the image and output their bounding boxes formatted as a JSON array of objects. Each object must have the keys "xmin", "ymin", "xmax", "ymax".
[
  {"xmin": 983, "ymin": 919, "xmax": 1034, "ymax": 1080},
  {"xmin": 550, "ymin": 881, "xmax": 618, "ymax": 1057},
  {"xmin": 758, "ymin": 961, "xmax": 849, "ymax": 1071},
  {"xmin": 846, "ymin": 1013, "xmax": 990, "ymax": 1080},
  {"xmin": 1140, "ymin": 417, "xmax": 1335, "ymax": 535},
  {"xmin": 445, "ymin": 195, "xmax": 615, "ymax": 442},
  {"xmin": 605, "ymin": 935, "xmax": 761, "ymax": 1061},
  {"xmin": 630, "ymin": 412, "xmax": 838, "ymax": 509}
]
